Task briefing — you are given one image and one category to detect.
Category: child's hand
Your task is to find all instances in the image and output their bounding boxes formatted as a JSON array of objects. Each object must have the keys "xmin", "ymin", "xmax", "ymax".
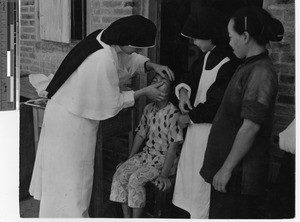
[{"xmin": 154, "ymin": 176, "xmax": 171, "ymax": 191}]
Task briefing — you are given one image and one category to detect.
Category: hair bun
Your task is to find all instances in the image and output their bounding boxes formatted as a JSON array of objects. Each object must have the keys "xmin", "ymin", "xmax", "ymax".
[{"xmin": 268, "ymin": 18, "xmax": 284, "ymax": 42}]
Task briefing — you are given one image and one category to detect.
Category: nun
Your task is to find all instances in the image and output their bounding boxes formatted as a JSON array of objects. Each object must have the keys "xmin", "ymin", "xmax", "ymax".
[
  {"xmin": 172, "ymin": 7, "xmax": 239, "ymax": 218},
  {"xmin": 29, "ymin": 15, "xmax": 174, "ymax": 218}
]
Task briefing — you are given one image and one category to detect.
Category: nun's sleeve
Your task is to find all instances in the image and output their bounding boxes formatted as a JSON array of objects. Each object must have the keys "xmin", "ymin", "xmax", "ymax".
[{"xmin": 53, "ymin": 50, "xmax": 135, "ymax": 121}]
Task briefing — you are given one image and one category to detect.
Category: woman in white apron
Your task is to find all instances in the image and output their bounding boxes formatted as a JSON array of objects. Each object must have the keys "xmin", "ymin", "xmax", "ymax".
[
  {"xmin": 29, "ymin": 15, "xmax": 175, "ymax": 218},
  {"xmin": 172, "ymin": 7, "xmax": 239, "ymax": 218}
]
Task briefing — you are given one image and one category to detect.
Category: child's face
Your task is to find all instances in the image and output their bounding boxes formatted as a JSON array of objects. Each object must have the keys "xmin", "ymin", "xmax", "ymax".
[{"xmin": 151, "ymin": 74, "xmax": 170, "ymax": 94}]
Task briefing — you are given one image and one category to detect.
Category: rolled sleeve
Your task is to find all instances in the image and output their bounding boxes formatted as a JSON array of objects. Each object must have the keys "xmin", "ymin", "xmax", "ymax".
[
  {"xmin": 121, "ymin": 90, "xmax": 135, "ymax": 108},
  {"xmin": 241, "ymin": 100, "xmax": 269, "ymax": 124},
  {"xmin": 241, "ymin": 65, "xmax": 278, "ymax": 124}
]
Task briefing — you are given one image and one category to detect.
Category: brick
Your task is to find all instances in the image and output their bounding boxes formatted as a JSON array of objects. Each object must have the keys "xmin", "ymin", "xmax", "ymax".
[
  {"xmin": 92, "ymin": 1, "xmax": 101, "ymax": 9},
  {"xmin": 274, "ymin": 64, "xmax": 294, "ymax": 75},
  {"xmin": 277, "ymin": 95, "xmax": 294, "ymax": 104},
  {"xmin": 21, "ymin": 27, "xmax": 35, "ymax": 33},
  {"xmin": 21, "ymin": 0, "xmax": 34, "ymax": 6},
  {"xmin": 270, "ymin": 42, "xmax": 291, "ymax": 52},
  {"xmin": 28, "ymin": 53, "xmax": 36, "ymax": 59},
  {"xmin": 21, "ymin": 7, "xmax": 29, "ymax": 12},
  {"xmin": 280, "ymin": 52, "xmax": 295, "ymax": 63},
  {"xmin": 102, "ymin": 1, "xmax": 123, "ymax": 8},
  {"xmin": 278, "ymin": 84, "xmax": 294, "ymax": 96},
  {"xmin": 277, "ymin": 0, "xmax": 294, "ymax": 4},
  {"xmin": 273, "ymin": 114, "xmax": 294, "ymax": 127},
  {"xmin": 21, "ymin": 45, "xmax": 34, "ymax": 52},
  {"xmin": 21, "ymin": 14, "xmax": 35, "ymax": 20},
  {"xmin": 29, "ymin": 66, "xmax": 41, "ymax": 73},
  {"xmin": 94, "ymin": 8, "xmax": 113, "ymax": 15},
  {"xmin": 283, "ymin": 10, "xmax": 294, "ymax": 21},
  {"xmin": 92, "ymin": 16, "xmax": 101, "ymax": 23},
  {"xmin": 21, "ymin": 40, "xmax": 36, "ymax": 46},
  {"xmin": 113, "ymin": 8, "xmax": 132, "ymax": 15},
  {"xmin": 21, "ymin": 34, "xmax": 31, "ymax": 40},
  {"xmin": 102, "ymin": 16, "xmax": 122, "ymax": 24},
  {"xmin": 21, "ymin": 20, "xmax": 29, "ymax": 26},
  {"xmin": 279, "ymin": 75, "xmax": 294, "ymax": 84},
  {"xmin": 282, "ymin": 21, "xmax": 295, "ymax": 33},
  {"xmin": 20, "ymin": 58, "xmax": 32, "ymax": 64},
  {"xmin": 274, "ymin": 104, "xmax": 295, "ymax": 116},
  {"xmin": 270, "ymin": 52, "xmax": 280, "ymax": 62}
]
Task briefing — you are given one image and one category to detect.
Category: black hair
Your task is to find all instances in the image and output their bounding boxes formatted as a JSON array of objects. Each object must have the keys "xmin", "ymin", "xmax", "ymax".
[{"xmin": 231, "ymin": 6, "xmax": 284, "ymax": 45}]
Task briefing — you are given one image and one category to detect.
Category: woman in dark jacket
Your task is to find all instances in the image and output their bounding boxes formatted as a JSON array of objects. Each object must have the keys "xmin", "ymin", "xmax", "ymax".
[
  {"xmin": 172, "ymin": 7, "xmax": 240, "ymax": 218},
  {"xmin": 200, "ymin": 7, "xmax": 284, "ymax": 218}
]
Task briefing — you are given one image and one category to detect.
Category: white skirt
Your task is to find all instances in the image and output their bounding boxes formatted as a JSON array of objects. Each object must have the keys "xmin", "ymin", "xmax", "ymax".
[
  {"xmin": 29, "ymin": 99, "xmax": 99, "ymax": 218},
  {"xmin": 172, "ymin": 123, "xmax": 211, "ymax": 219}
]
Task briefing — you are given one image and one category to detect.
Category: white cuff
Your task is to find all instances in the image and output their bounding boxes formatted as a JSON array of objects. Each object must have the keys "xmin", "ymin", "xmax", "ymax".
[
  {"xmin": 122, "ymin": 90, "xmax": 135, "ymax": 108},
  {"xmin": 175, "ymin": 83, "xmax": 191, "ymax": 100}
]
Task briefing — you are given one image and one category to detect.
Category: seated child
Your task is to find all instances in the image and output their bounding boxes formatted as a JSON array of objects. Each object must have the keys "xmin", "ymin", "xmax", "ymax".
[{"xmin": 109, "ymin": 73, "xmax": 183, "ymax": 218}]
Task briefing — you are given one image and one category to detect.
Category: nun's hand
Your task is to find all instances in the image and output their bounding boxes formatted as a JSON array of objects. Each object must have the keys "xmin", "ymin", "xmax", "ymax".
[
  {"xmin": 146, "ymin": 62, "xmax": 175, "ymax": 81},
  {"xmin": 145, "ymin": 82, "xmax": 168, "ymax": 102}
]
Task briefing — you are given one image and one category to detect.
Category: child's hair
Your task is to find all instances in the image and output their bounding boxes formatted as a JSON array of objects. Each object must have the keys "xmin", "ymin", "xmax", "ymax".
[{"xmin": 231, "ymin": 6, "xmax": 284, "ymax": 45}]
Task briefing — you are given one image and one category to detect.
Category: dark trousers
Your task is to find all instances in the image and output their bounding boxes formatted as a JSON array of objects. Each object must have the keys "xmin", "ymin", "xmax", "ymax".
[
  {"xmin": 271, "ymin": 152, "xmax": 295, "ymax": 218},
  {"xmin": 209, "ymin": 187, "xmax": 268, "ymax": 219}
]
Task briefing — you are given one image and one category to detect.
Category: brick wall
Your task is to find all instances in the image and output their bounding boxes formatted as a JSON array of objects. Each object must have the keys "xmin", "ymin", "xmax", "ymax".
[
  {"xmin": 262, "ymin": 0, "xmax": 295, "ymax": 184},
  {"xmin": 88, "ymin": 0, "xmax": 132, "ymax": 32},
  {"xmin": 264, "ymin": 0, "xmax": 295, "ymax": 156},
  {"xmin": 20, "ymin": 0, "xmax": 133, "ymax": 77}
]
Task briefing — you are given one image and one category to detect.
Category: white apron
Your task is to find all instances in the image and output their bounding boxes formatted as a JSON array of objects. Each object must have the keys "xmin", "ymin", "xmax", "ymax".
[{"xmin": 172, "ymin": 51, "xmax": 229, "ymax": 218}]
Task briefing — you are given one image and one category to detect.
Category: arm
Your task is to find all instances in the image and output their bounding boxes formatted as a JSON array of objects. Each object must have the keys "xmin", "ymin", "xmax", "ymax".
[
  {"xmin": 155, "ymin": 142, "xmax": 180, "ymax": 191},
  {"xmin": 212, "ymin": 119, "xmax": 260, "ymax": 192}
]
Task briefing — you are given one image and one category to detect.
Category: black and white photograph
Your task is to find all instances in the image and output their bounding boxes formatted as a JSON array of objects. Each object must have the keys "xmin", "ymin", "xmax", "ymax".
[{"xmin": 0, "ymin": 0, "xmax": 296, "ymax": 220}]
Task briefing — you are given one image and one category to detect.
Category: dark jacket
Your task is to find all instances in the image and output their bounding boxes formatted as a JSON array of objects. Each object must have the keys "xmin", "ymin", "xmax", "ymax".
[{"xmin": 172, "ymin": 46, "xmax": 240, "ymax": 123}]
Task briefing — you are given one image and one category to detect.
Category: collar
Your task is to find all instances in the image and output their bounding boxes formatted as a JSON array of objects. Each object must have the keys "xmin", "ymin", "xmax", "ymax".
[
  {"xmin": 153, "ymin": 101, "xmax": 171, "ymax": 112},
  {"xmin": 243, "ymin": 50, "xmax": 269, "ymax": 65},
  {"xmin": 97, "ymin": 30, "xmax": 119, "ymax": 65}
]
